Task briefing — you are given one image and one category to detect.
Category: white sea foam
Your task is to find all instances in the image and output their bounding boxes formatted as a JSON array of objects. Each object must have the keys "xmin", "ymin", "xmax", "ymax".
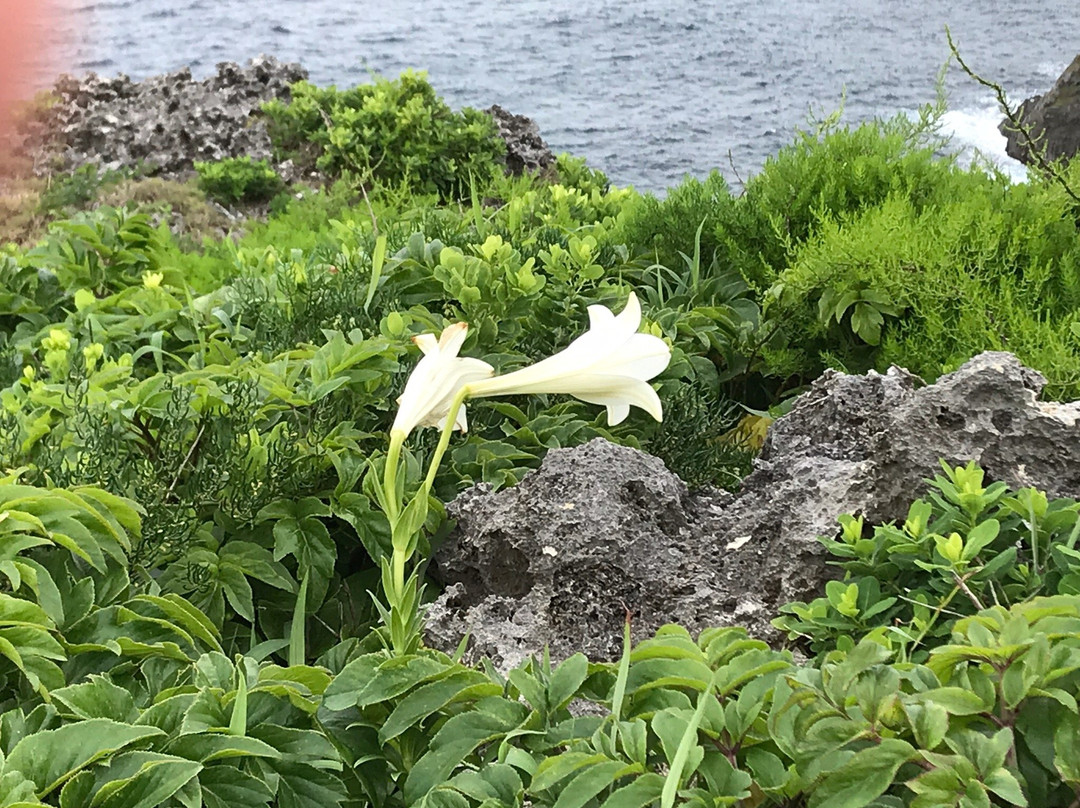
[{"xmin": 940, "ymin": 105, "xmax": 1029, "ymax": 183}]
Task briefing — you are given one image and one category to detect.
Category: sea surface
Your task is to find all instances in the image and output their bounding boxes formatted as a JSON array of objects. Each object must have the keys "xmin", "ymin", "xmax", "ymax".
[{"xmin": 31, "ymin": 0, "xmax": 1080, "ymax": 192}]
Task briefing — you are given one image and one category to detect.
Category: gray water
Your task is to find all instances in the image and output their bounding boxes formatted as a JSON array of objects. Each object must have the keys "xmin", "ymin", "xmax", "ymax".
[{"xmin": 37, "ymin": 0, "xmax": 1080, "ymax": 191}]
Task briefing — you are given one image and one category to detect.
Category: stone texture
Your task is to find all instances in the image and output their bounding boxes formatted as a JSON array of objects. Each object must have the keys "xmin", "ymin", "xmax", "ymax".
[
  {"xmin": 21, "ymin": 55, "xmax": 308, "ymax": 177},
  {"xmin": 484, "ymin": 104, "xmax": 556, "ymax": 177},
  {"xmin": 425, "ymin": 352, "xmax": 1080, "ymax": 670},
  {"xmin": 1001, "ymin": 54, "xmax": 1080, "ymax": 167}
]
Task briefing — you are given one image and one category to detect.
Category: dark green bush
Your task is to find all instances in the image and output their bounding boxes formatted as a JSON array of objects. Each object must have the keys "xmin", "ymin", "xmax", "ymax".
[
  {"xmin": 262, "ymin": 70, "xmax": 505, "ymax": 198},
  {"xmin": 194, "ymin": 156, "xmax": 285, "ymax": 205},
  {"xmin": 617, "ymin": 170, "xmax": 733, "ymax": 271}
]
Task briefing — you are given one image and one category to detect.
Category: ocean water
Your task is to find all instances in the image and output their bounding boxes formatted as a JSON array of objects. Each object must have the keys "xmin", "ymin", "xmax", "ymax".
[{"xmin": 33, "ymin": 0, "xmax": 1078, "ymax": 191}]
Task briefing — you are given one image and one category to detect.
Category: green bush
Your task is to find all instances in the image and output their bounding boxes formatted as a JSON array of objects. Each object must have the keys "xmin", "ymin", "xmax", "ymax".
[
  {"xmin": 760, "ymin": 168, "xmax": 1080, "ymax": 393},
  {"xmin": 262, "ymin": 70, "xmax": 505, "ymax": 198},
  {"xmin": 37, "ymin": 164, "xmax": 122, "ymax": 214},
  {"xmin": 617, "ymin": 170, "xmax": 734, "ymax": 271},
  {"xmin": 2, "ymin": 471, "xmax": 1077, "ymax": 807},
  {"xmin": 194, "ymin": 156, "xmax": 285, "ymax": 205},
  {"xmin": 776, "ymin": 460, "xmax": 1080, "ymax": 660},
  {"xmin": 717, "ymin": 103, "xmax": 956, "ymax": 292}
]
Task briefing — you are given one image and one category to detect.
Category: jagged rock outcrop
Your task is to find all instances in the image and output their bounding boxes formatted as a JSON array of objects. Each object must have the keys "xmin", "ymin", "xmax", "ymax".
[
  {"xmin": 425, "ymin": 352, "xmax": 1080, "ymax": 670},
  {"xmin": 1001, "ymin": 54, "xmax": 1080, "ymax": 167},
  {"xmin": 20, "ymin": 56, "xmax": 308, "ymax": 177},
  {"xmin": 13, "ymin": 58, "xmax": 556, "ymax": 183},
  {"xmin": 485, "ymin": 104, "xmax": 556, "ymax": 176}
]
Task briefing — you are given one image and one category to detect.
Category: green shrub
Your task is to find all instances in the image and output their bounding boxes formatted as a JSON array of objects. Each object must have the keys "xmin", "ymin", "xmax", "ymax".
[
  {"xmin": 262, "ymin": 70, "xmax": 505, "ymax": 198},
  {"xmin": 617, "ymin": 170, "xmax": 733, "ymax": 271},
  {"xmin": 194, "ymin": 156, "xmax": 285, "ymax": 205},
  {"xmin": 761, "ymin": 169, "xmax": 1080, "ymax": 393},
  {"xmin": 776, "ymin": 460, "xmax": 1080, "ymax": 660},
  {"xmin": 37, "ymin": 164, "xmax": 121, "ymax": 214},
  {"xmin": 718, "ymin": 103, "xmax": 955, "ymax": 292}
]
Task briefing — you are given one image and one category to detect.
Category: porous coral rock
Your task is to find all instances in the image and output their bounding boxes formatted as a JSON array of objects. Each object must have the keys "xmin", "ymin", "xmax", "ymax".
[{"xmin": 425, "ymin": 352, "xmax": 1080, "ymax": 670}]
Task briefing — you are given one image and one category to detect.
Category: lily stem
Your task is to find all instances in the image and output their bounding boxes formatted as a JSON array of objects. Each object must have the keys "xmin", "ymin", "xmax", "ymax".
[{"xmin": 422, "ymin": 386, "xmax": 471, "ymax": 494}]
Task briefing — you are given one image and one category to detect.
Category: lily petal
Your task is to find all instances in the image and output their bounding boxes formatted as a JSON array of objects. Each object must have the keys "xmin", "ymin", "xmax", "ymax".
[
  {"xmin": 391, "ymin": 324, "xmax": 494, "ymax": 438},
  {"xmin": 467, "ymin": 292, "xmax": 670, "ymax": 424}
]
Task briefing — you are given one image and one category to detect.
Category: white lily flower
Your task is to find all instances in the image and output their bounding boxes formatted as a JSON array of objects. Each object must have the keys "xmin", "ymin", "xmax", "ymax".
[
  {"xmin": 466, "ymin": 292, "xmax": 670, "ymax": 425},
  {"xmin": 391, "ymin": 322, "xmax": 494, "ymax": 438}
]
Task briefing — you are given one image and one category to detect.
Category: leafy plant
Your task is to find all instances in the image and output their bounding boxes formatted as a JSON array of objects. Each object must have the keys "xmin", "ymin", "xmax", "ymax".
[
  {"xmin": 776, "ymin": 460, "xmax": 1080, "ymax": 661},
  {"xmin": 262, "ymin": 71, "xmax": 505, "ymax": 198},
  {"xmin": 194, "ymin": 157, "xmax": 286, "ymax": 206}
]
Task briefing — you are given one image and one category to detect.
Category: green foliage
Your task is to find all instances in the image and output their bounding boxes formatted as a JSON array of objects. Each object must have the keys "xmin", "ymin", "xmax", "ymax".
[
  {"xmin": 194, "ymin": 157, "xmax": 285, "ymax": 206},
  {"xmin": 314, "ymin": 596, "xmax": 1080, "ymax": 808},
  {"xmin": 37, "ymin": 165, "xmax": 124, "ymax": 215},
  {"xmin": 776, "ymin": 460, "xmax": 1080, "ymax": 662},
  {"xmin": 718, "ymin": 103, "xmax": 954, "ymax": 293},
  {"xmin": 1, "ymin": 468, "xmax": 1079, "ymax": 806},
  {"xmin": 0, "ymin": 152, "xmax": 758, "ymax": 661},
  {"xmin": 263, "ymin": 70, "xmax": 505, "ymax": 198},
  {"xmin": 616, "ymin": 171, "xmax": 733, "ymax": 272},
  {"xmin": 3, "ymin": 68, "xmax": 1080, "ymax": 807}
]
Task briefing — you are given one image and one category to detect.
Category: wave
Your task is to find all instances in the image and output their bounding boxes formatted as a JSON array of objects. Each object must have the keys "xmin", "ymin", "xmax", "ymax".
[{"xmin": 940, "ymin": 105, "xmax": 1028, "ymax": 182}]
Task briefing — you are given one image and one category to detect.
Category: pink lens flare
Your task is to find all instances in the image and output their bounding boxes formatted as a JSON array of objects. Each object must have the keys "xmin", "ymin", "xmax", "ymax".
[{"xmin": 0, "ymin": 0, "xmax": 57, "ymax": 166}]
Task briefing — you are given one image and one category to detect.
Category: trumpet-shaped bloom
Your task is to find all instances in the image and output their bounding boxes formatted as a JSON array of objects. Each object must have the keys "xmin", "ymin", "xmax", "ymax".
[
  {"xmin": 466, "ymin": 292, "xmax": 670, "ymax": 425},
  {"xmin": 391, "ymin": 322, "xmax": 494, "ymax": 438}
]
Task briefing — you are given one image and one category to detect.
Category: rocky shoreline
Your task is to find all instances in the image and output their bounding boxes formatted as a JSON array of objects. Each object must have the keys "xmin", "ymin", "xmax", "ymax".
[{"xmin": 10, "ymin": 55, "xmax": 555, "ymax": 183}]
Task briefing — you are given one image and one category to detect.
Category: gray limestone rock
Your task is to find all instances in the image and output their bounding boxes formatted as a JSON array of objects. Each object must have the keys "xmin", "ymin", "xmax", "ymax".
[
  {"xmin": 484, "ymin": 104, "xmax": 556, "ymax": 177},
  {"xmin": 425, "ymin": 352, "xmax": 1080, "ymax": 670},
  {"xmin": 23, "ymin": 56, "xmax": 308, "ymax": 177},
  {"xmin": 1001, "ymin": 54, "xmax": 1080, "ymax": 167}
]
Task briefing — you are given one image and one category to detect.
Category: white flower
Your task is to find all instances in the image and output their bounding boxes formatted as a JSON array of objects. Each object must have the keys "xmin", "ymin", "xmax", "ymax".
[
  {"xmin": 466, "ymin": 292, "xmax": 670, "ymax": 425},
  {"xmin": 391, "ymin": 322, "xmax": 494, "ymax": 438}
]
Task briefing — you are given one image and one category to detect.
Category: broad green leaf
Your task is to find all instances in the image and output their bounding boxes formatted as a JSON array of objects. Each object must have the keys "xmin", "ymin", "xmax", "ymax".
[
  {"xmin": 4, "ymin": 720, "xmax": 165, "ymax": 798},
  {"xmin": 135, "ymin": 694, "xmax": 196, "ymax": 735},
  {"xmin": 548, "ymin": 653, "xmax": 589, "ymax": 712},
  {"xmin": 743, "ymin": 748, "xmax": 788, "ymax": 791},
  {"xmin": 597, "ymin": 773, "xmax": 664, "ymax": 808},
  {"xmin": 322, "ymin": 653, "xmax": 383, "ymax": 711},
  {"xmin": 531, "ymin": 753, "xmax": 610, "ymax": 794},
  {"xmin": 911, "ymin": 688, "xmax": 987, "ymax": 716},
  {"xmin": 904, "ymin": 702, "xmax": 949, "ymax": 750},
  {"xmin": 197, "ymin": 767, "xmax": 273, "ymax": 808},
  {"xmin": 553, "ymin": 761, "xmax": 642, "ymax": 808},
  {"xmin": 51, "ymin": 678, "xmax": 137, "ymax": 722},
  {"xmin": 90, "ymin": 754, "xmax": 202, "ymax": 808},
  {"xmin": 982, "ymin": 768, "xmax": 1027, "ymax": 806},
  {"xmin": 165, "ymin": 734, "xmax": 280, "ymax": 763},
  {"xmin": 404, "ymin": 699, "xmax": 528, "ymax": 803},
  {"xmin": 808, "ymin": 738, "xmax": 914, "ymax": 808},
  {"xmin": 379, "ymin": 671, "xmax": 501, "ymax": 743},
  {"xmin": 1053, "ymin": 711, "xmax": 1080, "ymax": 782},
  {"xmin": 356, "ymin": 655, "xmax": 452, "ymax": 708},
  {"xmin": 271, "ymin": 760, "xmax": 346, "ymax": 808}
]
